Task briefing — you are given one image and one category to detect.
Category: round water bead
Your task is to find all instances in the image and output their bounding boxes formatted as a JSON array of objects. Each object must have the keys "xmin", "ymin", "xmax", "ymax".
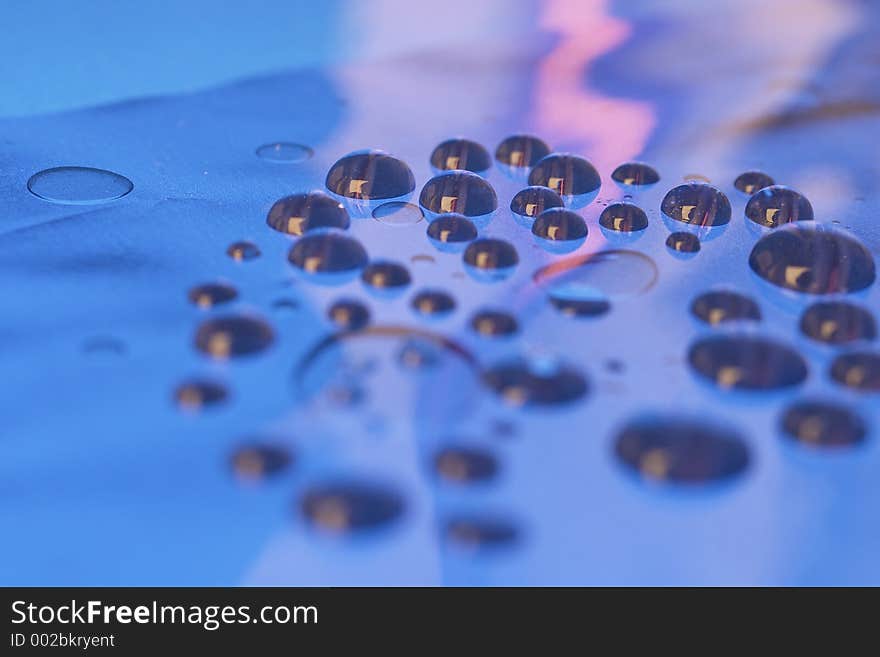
[
  {"xmin": 780, "ymin": 400, "xmax": 867, "ymax": 448},
  {"xmin": 661, "ymin": 182, "xmax": 731, "ymax": 227},
  {"xmin": 744, "ymin": 185, "xmax": 813, "ymax": 228},
  {"xmin": 495, "ymin": 135, "xmax": 550, "ymax": 168},
  {"xmin": 430, "ymin": 138, "xmax": 491, "ymax": 173},
  {"xmin": 325, "ymin": 150, "xmax": 415, "ymax": 200},
  {"xmin": 419, "ymin": 171, "xmax": 497, "ymax": 217},
  {"xmin": 266, "ymin": 192, "xmax": 349, "ymax": 236}
]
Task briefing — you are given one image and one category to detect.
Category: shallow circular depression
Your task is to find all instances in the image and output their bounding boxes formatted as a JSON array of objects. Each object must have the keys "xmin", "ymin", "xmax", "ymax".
[{"xmin": 27, "ymin": 166, "xmax": 133, "ymax": 205}]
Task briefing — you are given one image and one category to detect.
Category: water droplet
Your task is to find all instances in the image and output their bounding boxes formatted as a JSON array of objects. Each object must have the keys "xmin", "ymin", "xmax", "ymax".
[
  {"xmin": 226, "ymin": 240, "xmax": 261, "ymax": 261},
  {"xmin": 470, "ymin": 309, "xmax": 519, "ymax": 337},
  {"xmin": 27, "ymin": 166, "xmax": 133, "ymax": 205},
  {"xmin": 444, "ymin": 516, "xmax": 520, "ymax": 551},
  {"xmin": 509, "ymin": 186, "xmax": 564, "ymax": 220},
  {"xmin": 666, "ymin": 232, "xmax": 701, "ymax": 255},
  {"xmin": 482, "ymin": 358, "xmax": 588, "ymax": 406},
  {"xmin": 419, "ymin": 171, "xmax": 497, "ymax": 217},
  {"xmin": 748, "ymin": 222, "xmax": 876, "ymax": 294},
  {"xmin": 688, "ymin": 335, "xmax": 807, "ymax": 390},
  {"xmin": 187, "ymin": 282, "xmax": 238, "ymax": 309},
  {"xmin": 734, "ymin": 170, "xmax": 774, "ymax": 195},
  {"xmin": 780, "ymin": 400, "xmax": 866, "ymax": 448},
  {"xmin": 527, "ymin": 153, "xmax": 601, "ymax": 207},
  {"xmin": 372, "ymin": 201, "xmax": 424, "ymax": 226},
  {"xmin": 495, "ymin": 134, "xmax": 550, "ymax": 168},
  {"xmin": 800, "ymin": 301, "xmax": 876, "ymax": 344},
  {"xmin": 426, "ymin": 213, "xmax": 477, "ymax": 248},
  {"xmin": 430, "ymin": 138, "xmax": 491, "ymax": 173},
  {"xmin": 434, "ymin": 446, "xmax": 499, "ymax": 484},
  {"xmin": 299, "ymin": 481, "xmax": 405, "ymax": 534},
  {"xmin": 615, "ymin": 418, "xmax": 750, "ymax": 484},
  {"xmin": 690, "ymin": 290, "xmax": 761, "ymax": 325},
  {"xmin": 548, "ymin": 284, "xmax": 611, "ymax": 317},
  {"xmin": 411, "ymin": 289, "xmax": 456, "ymax": 317},
  {"xmin": 325, "ymin": 150, "xmax": 415, "ymax": 200},
  {"xmin": 361, "ymin": 261, "xmax": 411, "ymax": 292},
  {"xmin": 231, "ymin": 443, "xmax": 293, "ymax": 480},
  {"xmin": 829, "ymin": 351, "xmax": 880, "ymax": 392},
  {"xmin": 598, "ymin": 202, "xmax": 648, "ymax": 232},
  {"xmin": 255, "ymin": 142, "xmax": 313, "ymax": 163},
  {"xmin": 610, "ymin": 162, "xmax": 660, "ymax": 187},
  {"xmin": 661, "ymin": 182, "xmax": 731, "ymax": 227},
  {"xmin": 266, "ymin": 192, "xmax": 349, "ymax": 236},
  {"xmin": 531, "ymin": 208, "xmax": 588, "ymax": 242},
  {"xmin": 194, "ymin": 314, "xmax": 275, "ymax": 359},
  {"xmin": 463, "ymin": 238, "xmax": 519, "ymax": 281},
  {"xmin": 744, "ymin": 185, "xmax": 814, "ymax": 228},
  {"xmin": 174, "ymin": 379, "xmax": 229, "ymax": 411},
  {"xmin": 287, "ymin": 231, "xmax": 368, "ymax": 282},
  {"xmin": 327, "ymin": 299, "xmax": 370, "ymax": 330}
]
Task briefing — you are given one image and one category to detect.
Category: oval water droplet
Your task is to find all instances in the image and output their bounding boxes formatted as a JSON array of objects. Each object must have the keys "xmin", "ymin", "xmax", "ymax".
[
  {"xmin": 433, "ymin": 446, "xmax": 499, "ymax": 484},
  {"xmin": 470, "ymin": 309, "xmax": 519, "ymax": 337},
  {"xmin": 174, "ymin": 379, "xmax": 229, "ymax": 411},
  {"xmin": 287, "ymin": 231, "xmax": 368, "ymax": 282},
  {"xmin": 327, "ymin": 299, "xmax": 370, "ymax": 330},
  {"xmin": 799, "ymin": 301, "xmax": 876, "ymax": 344},
  {"xmin": 361, "ymin": 261, "xmax": 411, "ymax": 292},
  {"xmin": 187, "ymin": 282, "xmax": 238, "ymax": 309},
  {"xmin": 527, "ymin": 153, "xmax": 600, "ymax": 207},
  {"xmin": 419, "ymin": 171, "xmax": 497, "ymax": 218},
  {"xmin": 266, "ymin": 192, "xmax": 349, "ymax": 236},
  {"xmin": 255, "ymin": 142, "xmax": 313, "ymax": 163},
  {"xmin": 748, "ymin": 222, "xmax": 876, "ymax": 294},
  {"xmin": 231, "ymin": 443, "xmax": 293, "ymax": 480},
  {"xmin": 666, "ymin": 232, "xmax": 701, "ymax": 255},
  {"xmin": 829, "ymin": 351, "xmax": 880, "ymax": 392},
  {"xmin": 610, "ymin": 162, "xmax": 660, "ymax": 187},
  {"xmin": 531, "ymin": 208, "xmax": 588, "ymax": 242},
  {"xmin": 780, "ymin": 400, "xmax": 866, "ymax": 448},
  {"xmin": 411, "ymin": 289, "xmax": 456, "ymax": 317},
  {"xmin": 598, "ymin": 202, "xmax": 649, "ymax": 232},
  {"xmin": 548, "ymin": 284, "xmax": 611, "ymax": 318},
  {"xmin": 27, "ymin": 166, "xmax": 133, "ymax": 205},
  {"xmin": 482, "ymin": 358, "xmax": 588, "ymax": 407},
  {"xmin": 661, "ymin": 182, "xmax": 731, "ymax": 227},
  {"xmin": 325, "ymin": 150, "xmax": 415, "ymax": 200},
  {"xmin": 744, "ymin": 185, "xmax": 813, "ymax": 228},
  {"xmin": 299, "ymin": 481, "xmax": 405, "ymax": 534},
  {"xmin": 444, "ymin": 516, "xmax": 520, "ymax": 551},
  {"xmin": 509, "ymin": 186, "xmax": 564, "ymax": 220},
  {"xmin": 193, "ymin": 314, "xmax": 275, "ymax": 359},
  {"xmin": 372, "ymin": 201, "xmax": 424, "ymax": 226},
  {"xmin": 463, "ymin": 238, "xmax": 519, "ymax": 281},
  {"xmin": 495, "ymin": 134, "xmax": 550, "ymax": 168},
  {"xmin": 615, "ymin": 418, "xmax": 750, "ymax": 485},
  {"xmin": 430, "ymin": 138, "xmax": 491, "ymax": 173},
  {"xmin": 226, "ymin": 240, "xmax": 261, "ymax": 261},
  {"xmin": 688, "ymin": 335, "xmax": 807, "ymax": 390},
  {"xmin": 734, "ymin": 170, "xmax": 774, "ymax": 195},
  {"xmin": 690, "ymin": 290, "xmax": 761, "ymax": 325},
  {"xmin": 426, "ymin": 213, "xmax": 477, "ymax": 249}
]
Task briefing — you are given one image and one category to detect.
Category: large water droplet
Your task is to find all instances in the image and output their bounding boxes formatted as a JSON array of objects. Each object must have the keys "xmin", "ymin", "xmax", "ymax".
[
  {"xmin": 325, "ymin": 150, "xmax": 415, "ymax": 200},
  {"xmin": 194, "ymin": 314, "xmax": 275, "ymax": 359},
  {"xmin": 829, "ymin": 351, "xmax": 880, "ymax": 392},
  {"xmin": 780, "ymin": 400, "xmax": 866, "ymax": 448},
  {"xmin": 411, "ymin": 289, "xmax": 456, "ymax": 317},
  {"xmin": 470, "ymin": 309, "xmax": 519, "ymax": 337},
  {"xmin": 509, "ymin": 186, "xmax": 564, "ymax": 220},
  {"xmin": 327, "ymin": 299, "xmax": 370, "ymax": 330},
  {"xmin": 174, "ymin": 379, "xmax": 229, "ymax": 411},
  {"xmin": 799, "ymin": 301, "xmax": 876, "ymax": 344},
  {"xmin": 231, "ymin": 442, "xmax": 293, "ymax": 480},
  {"xmin": 255, "ymin": 142, "xmax": 313, "ymax": 163},
  {"xmin": 598, "ymin": 202, "xmax": 648, "ymax": 232},
  {"xmin": 734, "ymin": 170, "xmax": 774, "ymax": 195},
  {"xmin": 531, "ymin": 208, "xmax": 588, "ymax": 242},
  {"xmin": 27, "ymin": 166, "xmax": 133, "ymax": 205},
  {"xmin": 419, "ymin": 171, "xmax": 497, "ymax": 217},
  {"xmin": 615, "ymin": 418, "xmax": 750, "ymax": 484},
  {"xmin": 299, "ymin": 481, "xmax": 405, "ymax": 534},
  {"xmin": 482, "ymin": 358, "xmax": 588, "ymax": 407},
  {"xmin": 430, "ymin": 138, "xmax": 491, "ymax": 173},
  {"xmin": 426, "ymin": 213, "xmax": 477, "ymax": 248},
  {"xmin": 610, "ymin": 162, "xmax": 660, "ymax": 187},
  {"xmin": 527, "ymin": 153, "xmax": 600, "ymax": 207},
  {"xmin": 744, "ymin": 185, "xmax": 813, "ymax": 228},
  {"xmin": 287, "ymin": 231, "xmax": 368, "ymax": 281},
  {"xmin": 463, "ymin": 238, "xmax": 519, "ymax": 281},
  {"xmin": 187, "ymin": 282, "xmax": 238, "ymax": 309},
  {"xmin": 748, "ymin": 222, "xmax": 876, "ymax": 294},
  {"xmin": 688, "ymin": 335, "xmax": 807, "ymax": 390},
  {"xmin": 690, "ymin": 290, "xmax": 761, "ymax": 325},
  {"xmin": 661, "ymin": 182, "xmax": 731, "ymax": 227},
  {"xmin": 495, "ymin": 134, "xmax": 550, "ymax": 168},
  {"xmin": 266, "ymin": 192, "xmax": 349, "ymax": 236}
]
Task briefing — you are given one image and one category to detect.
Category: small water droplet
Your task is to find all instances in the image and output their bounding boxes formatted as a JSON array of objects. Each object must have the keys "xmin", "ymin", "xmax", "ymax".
[
  {"xmin": 444, "ymin": 516, "xmax": 520, "ymax": 551},
  {"xmin": 226, "ymin": 240, "xmax": 261, "ymax": 261},
  {"xmin": 800, "ymin": 301, "xmax": 876, "ymax": 344},
  {"xmin": 325, "ymin": 150, "xmax": 415, "ymax": 200},
  {"xmin": 598, "ymin": 202, "xmax": 649, "ymax": 232},
  {"xmin": 531, "ymin": 208, "xmax": 588, "ymax": 243},
  {"xmin": 463, "ymin": 238, "xmax": 519, "ymax": 281},
  {"xmin": 745, "ymin": 185, "xmax": 813, "ymax": 228},
  {"xmin": 230, "ymin": 443, "xmax": 293, "ymax": 480},
  {"xmin": 174, "ymin": 379, "xmax": 229, "ymax": 411},
  {"xmin": 610, "ymin": 162, "xmax": 660, "ymax": 187},
  {"xmin": 748, "ymin": 222, "xmax": 876, "ymax": 294},
  {"xmin": 327, "ymin": 299, "xmax": 370, "ymax": 330},
  {"xmin": 411, "ymin": 289, "xmax": 456, "ymax": 317},
  {"xmin": 482, "ymin": 358, "xmax": 588, "ymax": 406},
  {"xmin": 688, "ymin": 335, "xmax": 807, "ymax": 390},
  {"xmin": 690, "ymin": 290, "xmax": 761, "ymax": 325},
  {"xmin": 734, "ymin": 170, "xmax": 774, "ymax": 195},
  {"xmin": 372, "ymin": 201, "xmax": 424, "ymax": 226},
  {"xmin": 495, "ymin": 134, "xmax": 550, "ymax": 168},
  {"xmin": 361, "ymin": 261, "xmax": 411, "ymax": 292},
  {"xmin": 509, "ymin": 186, "xmax": 564, "ymax": 220},
  {"xmin": 548, "ymin": 284, "xmax": 611, "ymax": 317},
  {"xmin": 255, "ymin": 142, "xmax": 313, "ymax": 163},
  {"xmin": 266, "ymin": 192, "xmax": 349, "ymax": 236},
  {"xmin": 419, "ymin": 171, "xmax": 497, "ymax": 218},
  {"xmin": 527, "ymin": 153, "xmax": 600, "ymax": 207},
  {"xmin": 411, "ymin": 253, "xmax": 436, "ymax": 265},
  {"xmin": 666, "ymin": 232, "xmax": 701, "ymax": 255},
  {"xmin": 187, "ymin": 282, "xmax": 238, "ymax": 309},
  {"xmin": 287, "ymin": 231, "xmax": 369, "ymax": 282},
  {"xmin": 27, "ymin": 166, "xmax": 133, "ymax": 205},
  {"xmin": 299, "ymin": 481, "xmax": 405, "ymax": 534},
  {"xmin": 426, "ymin": 213, "xmax": 477, "ymax": 249},
  {"xmin": 470, "ymin": 309, "xmax": 519, "ymax": 337},
  {"xmin": 829, "ymin": 351, "xmax": 880, "ymax": 391},
  {"xmin": 615, "ymin": 418, "xmax": 750, "ymax": 484},
  {"xmin": 661, "ymin": 182, "xmax": 731, "ymax": 227},
  {"xmin": 430, "ymin": 138, "xmax": 491, "ymax": 173},
  {"xmin": 434, "ymin": 446, "xmax": 499, "ymax": 484},
  {"xmin": 780, "ymin": 400, "xmax": 866, "ymax": 448},
  {"xmin": 194, "ymin": 314, "xmax": 275, "ymax": 359}
]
